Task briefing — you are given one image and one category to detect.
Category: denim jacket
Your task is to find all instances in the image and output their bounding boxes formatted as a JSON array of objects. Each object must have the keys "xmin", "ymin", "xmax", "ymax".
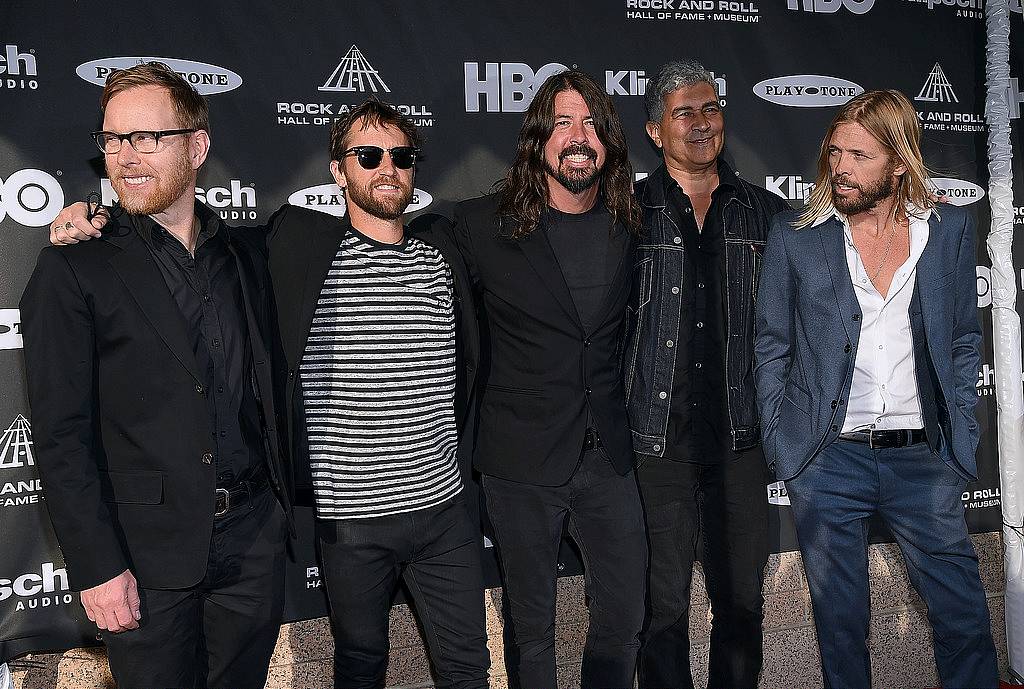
[{"xmin": 622, "ymin": 161, "xmax": 790, "ymax": 457}]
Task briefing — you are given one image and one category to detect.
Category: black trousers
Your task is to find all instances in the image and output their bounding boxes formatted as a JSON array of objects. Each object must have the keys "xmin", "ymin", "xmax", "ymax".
[
  {"xmin": 482, "ymin": 449, "xmax": 648, "ymax": 689},
  {"xmin": 102, "ymin": 486, "xmax": 287, "ymax": 689},
  {"xmin": 316, "ymin": 495, "xmax": 490, "ymax": 689},
  {"xmin": 636, "ymin": 446, "xmax": 769, "ymax": 689}
]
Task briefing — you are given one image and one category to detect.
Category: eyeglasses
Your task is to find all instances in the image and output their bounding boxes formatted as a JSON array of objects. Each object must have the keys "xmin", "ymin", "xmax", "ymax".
[
  {"xmin": 90, "ymin": 129, "xmax": 196, "ymax": 154},
  {"xmin": 342, "ymin": 145, "xmax": 420, "ymax": 170}
]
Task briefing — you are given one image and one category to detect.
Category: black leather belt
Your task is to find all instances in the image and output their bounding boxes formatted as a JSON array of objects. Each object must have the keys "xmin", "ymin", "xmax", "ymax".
[
  {"xmin": 583, "ymin": 427, "xmax": 603, "ymax": 451},
  {"xmin": 215, "ymin": 466, "xmax": 268, "ymax": 517},
  {"xmin": 837, "ymin": 428, "xmax": 926, "ymax": 449}
]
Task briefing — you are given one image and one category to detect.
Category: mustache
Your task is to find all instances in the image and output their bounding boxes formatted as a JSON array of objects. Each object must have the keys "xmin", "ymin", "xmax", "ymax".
[
  {"xmin": 559, "ymin": 143, "xmax": 598, "ymax": 162},
  {"xmin": 832, "ymin": 175, "xmax": 860, "ymax": 190}
]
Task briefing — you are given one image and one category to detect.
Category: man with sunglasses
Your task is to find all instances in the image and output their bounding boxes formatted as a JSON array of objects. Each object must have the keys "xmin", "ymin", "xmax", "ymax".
[
  {"xmin": 51, "ymin": 97, "xmax": 490, "ymax": 689},
  {"xmin": 22, "ymin": 63, "xmax": 290, "ymax": 688}
]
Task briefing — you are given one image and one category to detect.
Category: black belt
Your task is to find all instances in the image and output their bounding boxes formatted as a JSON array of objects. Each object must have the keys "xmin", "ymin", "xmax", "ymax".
[
  {"xmin": 837, "ymin": 428, "xmax": 926, "ymax": 449},
  {"xmin": 215, "ymin": 466, "xmax": 268, "ymax": 517},
  {"xmin": 583, "ymin": 427, "xmax": 603, "ymax": 451}
]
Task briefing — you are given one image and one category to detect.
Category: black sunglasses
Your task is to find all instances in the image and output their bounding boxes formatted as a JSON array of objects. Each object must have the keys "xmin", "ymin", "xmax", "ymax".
[{"xmin": 342, "ymin": 145, "xmax": 419, "ymax": 170}]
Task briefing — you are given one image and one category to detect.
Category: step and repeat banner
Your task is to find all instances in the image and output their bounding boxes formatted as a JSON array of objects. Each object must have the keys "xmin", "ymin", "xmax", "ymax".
[{"xmin": 1, "ymin": 0, "xmax": 1022, "ymax": 662}]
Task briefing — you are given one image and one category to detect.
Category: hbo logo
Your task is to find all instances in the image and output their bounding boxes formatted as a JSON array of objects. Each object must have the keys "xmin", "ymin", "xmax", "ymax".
[{"xmin": 0, "ymin": 169, "xmax": 64, "ymax": 227}]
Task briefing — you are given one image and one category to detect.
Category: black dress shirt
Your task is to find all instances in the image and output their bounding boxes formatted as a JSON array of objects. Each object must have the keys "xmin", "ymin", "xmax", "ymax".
[
  {"xmin": 663, "ymin": 174, "xmax": 733, "ymax": 464},
  {"xmin": 132, "ymin": 204, "xmax": 264, "ymax": 487}
]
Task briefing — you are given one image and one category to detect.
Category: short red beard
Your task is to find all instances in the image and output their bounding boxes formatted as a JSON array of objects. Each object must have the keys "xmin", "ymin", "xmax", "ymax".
[{"xmin": 109, "ymin": 149, "xmax": 194, "ymax": 215}]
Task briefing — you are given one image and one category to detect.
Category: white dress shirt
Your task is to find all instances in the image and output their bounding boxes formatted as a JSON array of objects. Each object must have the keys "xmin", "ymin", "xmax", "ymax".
[{"xmin": 812, "ymin": 205, "xmax": 931, "ymax": 432}]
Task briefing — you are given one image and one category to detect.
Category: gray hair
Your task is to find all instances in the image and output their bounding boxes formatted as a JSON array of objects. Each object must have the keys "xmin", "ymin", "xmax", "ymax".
[{"xmin": 644, "ymin": 60, "xmax": 718, "ymax": 122}]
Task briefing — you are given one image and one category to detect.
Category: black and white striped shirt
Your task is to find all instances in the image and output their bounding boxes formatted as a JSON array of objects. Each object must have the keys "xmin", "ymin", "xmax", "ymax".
[{"xmin": 300, "ymin": 228, "xmax": 462, "ymax": 519}]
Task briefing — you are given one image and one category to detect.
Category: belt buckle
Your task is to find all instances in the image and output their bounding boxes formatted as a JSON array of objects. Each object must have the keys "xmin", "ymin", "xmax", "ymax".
[
  {"xmin": 868, "ymin": 429, "xmax": 880, "ymax": 450},
  {"xmin": 215, "ymin": 488, "xmax": 230, "ymax": 517}
]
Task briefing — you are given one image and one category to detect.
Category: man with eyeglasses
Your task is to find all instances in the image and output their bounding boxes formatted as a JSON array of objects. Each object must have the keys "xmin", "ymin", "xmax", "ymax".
[
  {"xmin": 21, "ymin": 62, "xmax": 291, "ymax": 688},
  {"xmin": 50, "ymin": 95, "xmax": 491, "ymax": 689}
]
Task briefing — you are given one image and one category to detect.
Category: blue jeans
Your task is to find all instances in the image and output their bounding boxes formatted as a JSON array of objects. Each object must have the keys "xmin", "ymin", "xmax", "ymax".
[
  {"xmin": 482, "ymin": 449, "xmax": 647, "ymax": 689},
  {"xmin": 787, "ymin": 439, "xmax": 998, "ymax": 689},
  {"xmin": 315, "ymin": 495, "xmax": 490, "ymax": 689}
]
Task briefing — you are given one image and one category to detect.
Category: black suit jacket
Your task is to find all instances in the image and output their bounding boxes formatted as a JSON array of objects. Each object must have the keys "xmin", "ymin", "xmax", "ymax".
[
  {"xmin": 259, "ymin": 205, "xmax": 480, "ymax": 497},
  {"xmin": 451, "ymin": 193, "xmax": 635, "ymax": 486},
  {"xmin": 20, "ymin": 203, "xmax": 290, "ymax": 592}
]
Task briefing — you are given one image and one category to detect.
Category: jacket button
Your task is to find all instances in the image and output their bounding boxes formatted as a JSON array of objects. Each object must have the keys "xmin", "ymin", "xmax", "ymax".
[
  {"xmin": 288, "ymin": 369, "xmax": 295, "ymax": 380},
  {"xmin": 844, "ymin": 343, "xmax": 851, "ymax": 353},
  {"xmin": 852, "ymin": 314, "xmax": 861, "ymax": 321},
  {"xmin": 653, "ymin": 444, "xmax": 661, "ymax": 452},
  {"xmin": 659, "ymin": 391, "xmax": 668, "ymax": 399},
  {"xmin": 195, "ymin": 384, "xmax": 204, "ymax": 395},
  {"xmin": 671, "ymin": 287, "xmax": 680, "ymax": 295},
  {"xmin": 201, "ymin": 452, "xmax": 213, "ymax": 464},
  {"xmin": 584, "ymin": 339, "xmax": 591, "ymax": 347},
  {"xmin": 673, "ymin": 236, "xmax": 681, "ymax": 245},
  {"xmin": 831, "ymin": 425, "xmax": 838, "ymax": 432},
  {"xmin": 665, "ymin": 340, "xmax": 674, "ymax": 348},
  {"xmin": 831, "ymin": 400, "xmax": 838, "ymax": 409},
  {"xmin": 585, "ymin": 387, "xmax": 592, "ymax": 395}
]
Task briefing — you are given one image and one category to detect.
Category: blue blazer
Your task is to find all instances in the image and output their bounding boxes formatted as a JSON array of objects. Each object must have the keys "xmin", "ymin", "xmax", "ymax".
[{"xmin": 754, "ymin": 204, "xmax": 982, "ymax": 482}]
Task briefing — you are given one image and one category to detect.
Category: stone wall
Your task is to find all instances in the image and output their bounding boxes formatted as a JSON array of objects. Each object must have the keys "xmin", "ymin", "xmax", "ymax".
[{"xmin": 11, "ymin": 532, "xmax": 1006, "ymax": 689}]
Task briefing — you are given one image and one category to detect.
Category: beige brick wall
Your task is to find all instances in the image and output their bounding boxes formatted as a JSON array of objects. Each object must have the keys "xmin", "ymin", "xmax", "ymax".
[{"xmin": 11, "ymin": 532, "xmax": 1006, "ymax": 689}]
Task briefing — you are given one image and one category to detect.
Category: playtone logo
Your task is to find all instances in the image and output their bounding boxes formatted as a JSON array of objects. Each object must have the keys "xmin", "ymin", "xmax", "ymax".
[
  {"xmin": 76, "ymin": 57, "xmax": 242, "ymax": 95},
  {"xmin": 0, "ymin": 44, "xmax": 38, "ymax": 90},
  {"xmin": 753, "ymin": 75, "xmax": 862, "ymax": 107},
  {"xmin": 287, "ymin": 184, "xmax": 433, "ymax": 217},
  {"xmin": 0, "ymin": 168, "xmax": 64, "ymax": 227},
  {"xmin": 464, "ymin": 61, "xmax": 569, "ymax": 113},
  {"xmin": 0, "ymin": 309, "xmax": 21, "ymax": 351},
  {"xmin": 786, "ymin": 0, "xmax": 874, "ymax": 12},
  {"xmin": 927, "ymin": 177, "xmax": 984, "ymax": 206}
]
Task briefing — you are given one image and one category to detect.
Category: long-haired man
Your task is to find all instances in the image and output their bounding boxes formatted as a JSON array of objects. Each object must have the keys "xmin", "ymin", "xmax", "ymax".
[
  {"xmin": 448, "ymin": 69, "xmax": 647, "ymax": 688},
  {"xmin": 754, "ymin": 90, "xmax": 998, "ymax": 689}
]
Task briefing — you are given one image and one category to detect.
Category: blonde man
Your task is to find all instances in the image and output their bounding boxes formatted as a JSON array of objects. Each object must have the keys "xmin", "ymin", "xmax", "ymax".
[{"xmin": 754, "ymin": 90, "xmax": 998, "ymax": 689}]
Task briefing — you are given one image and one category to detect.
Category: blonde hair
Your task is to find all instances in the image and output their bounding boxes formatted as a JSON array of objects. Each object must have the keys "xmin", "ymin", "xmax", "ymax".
[
  {"xmin": 795, "ymin": 89, "xmax": 933, "ymax": 228},
  {"xmin": 100, "ymin": 61, "xmax": 209, "ymax": 134}
]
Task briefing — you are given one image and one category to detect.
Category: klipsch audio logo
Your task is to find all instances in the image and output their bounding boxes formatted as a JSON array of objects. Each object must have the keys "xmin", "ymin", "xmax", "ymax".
[
  {"xmin": 0, "ymin": 169, "xmax": 64, "ymax": 227},
  {"xmin": 287, "ymin": 184, "xmax": 433, "ymax": 217},
  {"xmin": 786, "ymin": 0, "xmax": 874, "ymax": 12},
  {"xmin": 903, "ymin": 0, "xmax": 982, "ymax": 20},
  {"xmin": 0, "ymin": 44, "xmax": 38, "ymax": 90},
  {"xmin": 624, "ymin": 0, "xmax": 761, "ymax": 23},
  {"xmin": 464, "ymin": 61, "xmax": 569, "ymax": 113},
  {"xmin": 766, "ymin": 175, "xmax": 814, "ymax": 201},
  {"xmin": 914, "ymin": 63, "xmax": 984, "ymax": 133},
  {"xmin": 277, "ymin": 46, "xmax": 433, "ymax": 128},
  {"xmin": 753, "ymin": 75, "xmax": 862, "ymax": 107},
  {"xmin": 0, "ymin": 309, "xmax": 21, "ymax": 350},
  {"xmin": 0, "ymin": 563, "xmax": 73, "ymax": 611},
  {"xmin": 76, "ymin": 57, "xmax": 242, "ymax": 95},
  {"xmin": 767, "ymin": 481, "xmax": 790, "ymax": 505},
  {"xmin": 606, "ymin": 71, "xmax": 728, "ymax": 105},
  {"xmin": 101, "ymin": 179, "xmax": 258, "ymax": 221}
]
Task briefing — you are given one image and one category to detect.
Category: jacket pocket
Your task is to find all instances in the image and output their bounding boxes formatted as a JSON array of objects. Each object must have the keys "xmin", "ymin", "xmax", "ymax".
[
  {"xmin": 782, "ymin": 380, "xmax": 813, "ymax": 417},
  {"xmin": 99, "ymin": 470, "xmax": 164, "ymax": 505}
]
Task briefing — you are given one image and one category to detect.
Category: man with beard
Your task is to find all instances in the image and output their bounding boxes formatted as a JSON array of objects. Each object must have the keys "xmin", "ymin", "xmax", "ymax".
[
  {"xmin": 623, "ymin": 60, "xmax": 789, "ymax": 689},
  {"xmin": 51, "ymin": 97, "xmax": 491, "ymax": 689},
  {"xmin": 21, "ymin": 63, "xmax": 290, "ymax": 688},
  {"xmin": 448, "ymin": 69, "xmax": 647, "ymax": 689},
  {"xmin": 754, "ymin": 90, "xmax": 998, "ymax": 689}
]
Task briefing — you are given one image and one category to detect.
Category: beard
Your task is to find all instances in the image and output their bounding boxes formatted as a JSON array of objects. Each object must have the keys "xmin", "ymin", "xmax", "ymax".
[
  {"xmin": 345, "ymin": 174, "xmax": 413, "ymax": 221},
  {"xmin": 109, "ymin": 149, "xmax": 193, "ymax": 215},
  {"xmin": 545, "ymin": 143, "xmax": 602, "ymax": 195},
  {"xmin": 831, "ymin": 166, "xmax": 898, "ymax": 216}
]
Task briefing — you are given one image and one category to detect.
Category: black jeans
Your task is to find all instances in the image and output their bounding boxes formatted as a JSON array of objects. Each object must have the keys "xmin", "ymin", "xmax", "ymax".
[
  {"xmin": 482, "ymin": 449, "xmax": 647, "ymax": 689},
  {"xmin": 636, "ymin": 446, "xmax": 769, "ymax": 689},
  {"xmin": 102, "ymin": 486, "xmax": 287, "ymax": 689},
  {"xmin": 315, "ymin": 495, "xmax": 490, "ymax": 689}
]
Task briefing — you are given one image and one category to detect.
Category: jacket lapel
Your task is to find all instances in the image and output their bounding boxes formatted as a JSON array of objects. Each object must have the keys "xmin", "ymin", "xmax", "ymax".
[
  {"xmin": 105, "ymin": 226, "xmax": 204, "ymax": 385},
  {"xmin": 817, "ymin": 218, "xmax": 859, "ymax": 344},
  {"xmin": 517, "ymin": 226, "xmax": 582, "ymax": 328}
]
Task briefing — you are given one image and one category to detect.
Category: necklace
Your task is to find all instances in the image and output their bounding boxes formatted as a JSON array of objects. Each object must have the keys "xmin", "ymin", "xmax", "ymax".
[{"xmin": 869, "ymin": 214, "xmax": 901, "ymax": 282}]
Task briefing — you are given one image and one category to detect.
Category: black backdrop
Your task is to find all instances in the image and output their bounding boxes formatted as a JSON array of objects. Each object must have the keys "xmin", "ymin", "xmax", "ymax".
[{"xmin": 1, "ymin": 0, "xmax": 1021, "ymax": 662}]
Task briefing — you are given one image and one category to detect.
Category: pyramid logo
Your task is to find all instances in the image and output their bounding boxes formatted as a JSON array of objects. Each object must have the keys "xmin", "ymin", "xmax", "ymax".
[
  {"xmin": 319, "ymin": 45, "xmax": 391, "ymax": 93},
  {"xmin": 915, "ymin": 63, "xmax": 959, "ymax": 103},
  {"xmin": 0, "ymin": 414, "xmax": 34, "ymax": 470}
]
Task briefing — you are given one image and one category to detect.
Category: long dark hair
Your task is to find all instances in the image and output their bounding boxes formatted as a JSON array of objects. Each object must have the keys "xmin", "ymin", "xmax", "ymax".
[{"xmin": 496, "ymin": 69, "xmax": 641, "ymax": 239}]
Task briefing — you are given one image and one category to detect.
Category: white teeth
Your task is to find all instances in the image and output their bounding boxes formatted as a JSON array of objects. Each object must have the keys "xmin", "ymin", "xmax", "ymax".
[{"xmin": 566, "ymin": 155, "xmax": 590, "ymax": 163}]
